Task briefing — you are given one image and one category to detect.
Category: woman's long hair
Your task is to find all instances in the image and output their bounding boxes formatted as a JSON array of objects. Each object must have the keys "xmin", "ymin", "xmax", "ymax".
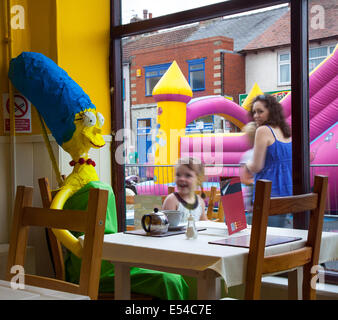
[{"xmin": 249, "ymin": 94, "xmax": 291, "ymax": 138}]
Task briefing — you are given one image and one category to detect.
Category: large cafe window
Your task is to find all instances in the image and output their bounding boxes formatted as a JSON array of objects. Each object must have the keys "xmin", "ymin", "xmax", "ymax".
[{"xmin": 113, "ymin": 0, "xmax": 338, "ymax": 285}]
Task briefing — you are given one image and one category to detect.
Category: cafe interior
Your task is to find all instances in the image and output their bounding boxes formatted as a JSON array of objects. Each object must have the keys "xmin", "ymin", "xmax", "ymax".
[{"xmin": 0, "ymin": 0, "xmax": 337, "ymax": 301}]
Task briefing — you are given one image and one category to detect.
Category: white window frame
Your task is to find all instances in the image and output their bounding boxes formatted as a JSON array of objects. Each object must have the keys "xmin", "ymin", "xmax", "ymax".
[
  {"xmin": 309, "ymin": 45, "xmax": 331, "ymax": 72},
  {"xmin": 277, "ymin": 51, "xmax": 291, "ymax": 86},
  {"xmin": 277, "ymin": 44, "xmax": 337, "ymax": 86}
]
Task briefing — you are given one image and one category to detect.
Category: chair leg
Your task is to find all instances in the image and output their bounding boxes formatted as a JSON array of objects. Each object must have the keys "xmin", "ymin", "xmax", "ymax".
[
  {"xmin": 303, "ymin": 264, "xmax": 317, "ymax": 300},
  {"xmin": 288, "ymin": 268, "xmax": 302, "ymax": 300}
]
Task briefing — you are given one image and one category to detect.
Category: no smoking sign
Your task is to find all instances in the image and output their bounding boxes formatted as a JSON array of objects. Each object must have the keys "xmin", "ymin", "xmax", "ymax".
[{"xmin": 3, "ymin": 93, "xmax": 31, "ymax": 133}]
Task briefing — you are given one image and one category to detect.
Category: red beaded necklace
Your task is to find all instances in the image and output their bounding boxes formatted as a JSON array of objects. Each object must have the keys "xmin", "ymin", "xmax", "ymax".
[{"xmin": 69, "ymin": 158, "xmax": 96, "ymax": 167}]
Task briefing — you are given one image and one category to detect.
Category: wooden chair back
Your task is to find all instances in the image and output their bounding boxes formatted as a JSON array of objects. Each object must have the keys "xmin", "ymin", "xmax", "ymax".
[
  {"xmin": 168, "ymin": 185, "xmax": 224, "ymax": 221},
  {"xmin": 7, "ymin": 184, "xmax": 108, "ymax": 300},
  {"xmin": 39, "ymin": 178, "xmax": 154, "ymax": 300},
  {"xmin": 245, "ymin": 175, "xmax": 328, "ymax": 300},
  {"xmin": 125, "ymin": 195, "xmax": 169, "ymax": 205},
  {"xmin": 204, "ymin": 186, "xmax": 224, "ymax": 221},
  {"xmin": 38, "ymin": 178, "xmax": 65, "ymax": 280}
]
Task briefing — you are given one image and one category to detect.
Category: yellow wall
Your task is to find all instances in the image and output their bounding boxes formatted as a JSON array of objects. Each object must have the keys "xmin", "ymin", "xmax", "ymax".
[
  {"xmin": 0, "ymin": 0, "xmax": 57, "ymax": 136},
  {"xmin": 0, "ymin": 0, "xmax": 111, "ymax": 136},
  {"xmin": 56, "ymin": 0, "xmax": 111, "ymax": 135}
]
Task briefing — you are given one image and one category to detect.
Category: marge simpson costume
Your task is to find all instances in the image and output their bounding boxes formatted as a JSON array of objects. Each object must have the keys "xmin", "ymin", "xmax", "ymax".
[
  {"xmin": 8, "ymin": 52, "xmax": 188, "ymax": 299},
  {"xmin": 9, "ymin": 52, "xmax": 106, "ymax": 256}
]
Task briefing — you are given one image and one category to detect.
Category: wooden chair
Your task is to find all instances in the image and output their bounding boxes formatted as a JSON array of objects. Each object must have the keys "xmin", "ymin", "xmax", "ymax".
[
  {"xmin": 39, "ymin": 177, "xmax": 154, "ymax": 300},
  {"xmin": 167, "ymin": 185, "xmax": 224, "ymax": 221},
  {"xmin": 6, "ymin": 184, "xmax": 108, "ymax": 300},
  {"xmin": 245, "ymin": 175, "xmax": 328, "ymax": 300},
  {"xmin": 39, "ymin": 178, "xmax": 65, "ymax": 281},
  {"xmin": 205, "ymin": 186, "xmax": 224, "ymax": 221}
]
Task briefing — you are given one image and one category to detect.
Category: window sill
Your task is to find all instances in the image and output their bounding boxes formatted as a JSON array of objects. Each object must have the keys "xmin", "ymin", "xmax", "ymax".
[{"xmin": 277, "ymin": 83, "xmax": 291, "ymax": 87}]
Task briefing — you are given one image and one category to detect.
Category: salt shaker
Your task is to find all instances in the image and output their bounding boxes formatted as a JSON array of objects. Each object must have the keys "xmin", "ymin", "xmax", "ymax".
[{"xmin": 185, "ymin": 212, "xmax": 198, "ymax": 239}]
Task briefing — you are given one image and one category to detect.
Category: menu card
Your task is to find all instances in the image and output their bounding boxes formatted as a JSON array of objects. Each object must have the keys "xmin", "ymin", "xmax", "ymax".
[
  {"xmin": 220, "ymin": 176, "xmax": 247, "ymax": 235},
  {"xmin": 209, "ymin": 234, "xmax": 302, "ymax": 248},
  {"xmin": 134, "ymin": 195, "xmax": 162, "ymax": 229}
]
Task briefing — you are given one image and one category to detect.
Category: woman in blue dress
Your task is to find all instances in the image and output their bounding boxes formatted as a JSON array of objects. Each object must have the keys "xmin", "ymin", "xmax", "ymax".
[{"xmin": 244, "ymin": 94, "xmax": 292, "ymax": 227}]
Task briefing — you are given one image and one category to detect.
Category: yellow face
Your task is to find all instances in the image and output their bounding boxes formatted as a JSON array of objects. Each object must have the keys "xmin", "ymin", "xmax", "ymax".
[{"xmin": 62, "ymin": 108, "xmax": 105, "ymax": 158}]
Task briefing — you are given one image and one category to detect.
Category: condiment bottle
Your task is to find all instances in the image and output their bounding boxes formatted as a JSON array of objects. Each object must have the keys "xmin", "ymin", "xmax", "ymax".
[{"xmin": 185, "ymin": 212, "xmax": 198, "ymax": 239}]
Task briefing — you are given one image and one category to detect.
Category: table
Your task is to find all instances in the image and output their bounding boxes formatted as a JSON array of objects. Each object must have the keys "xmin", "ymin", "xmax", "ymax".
[
  {"xmin": 100, "ymin": 221, "xmax": 338, "ymax": 300},
  {"xmin": 0, "ymin": 279, "xmax": 90, "ymax": 300}
]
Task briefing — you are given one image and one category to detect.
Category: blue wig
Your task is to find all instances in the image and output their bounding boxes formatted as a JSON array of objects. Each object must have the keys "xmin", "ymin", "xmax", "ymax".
[{"xmin": 8, "ymin": 52, "xmax": 96, "ymax": 145}]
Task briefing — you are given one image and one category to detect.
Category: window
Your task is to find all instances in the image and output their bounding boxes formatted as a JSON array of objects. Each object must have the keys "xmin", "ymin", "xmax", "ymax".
[
  {"xmin": 278, "ymin": 45, "xmax": 336, "ymax": 85},
  {"xmin": 278, "ymin": 52, "xmax": 291, "ymax": 85},
  {"xmin": 188, "ymin": 58, "xmax": 206, "ymax": 91},
  {"xmin": 144, "ymin": 63, "xmax": 171, "ymax": 96},
  {"xmin": 309, "ymin": 46, "xmax": 334, "ymax": 72}
]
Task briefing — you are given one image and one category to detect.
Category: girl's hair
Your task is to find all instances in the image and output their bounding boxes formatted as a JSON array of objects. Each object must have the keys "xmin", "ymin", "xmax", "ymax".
[
  {"xmin": 176, "ymin": 157, "xmax": 206, "ymax": 198},
  {"xmin": 249, "ymin": 94, "xmax": 291, "ymax": 138},
  {"xmin": 242, "ymin": 121, "xmax": 257, "ymax": 146}
]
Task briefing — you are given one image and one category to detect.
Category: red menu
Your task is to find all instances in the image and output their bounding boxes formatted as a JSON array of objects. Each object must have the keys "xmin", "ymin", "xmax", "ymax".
[{"xmin": 220, "ymin": 176, "xmax": 247, "ymax": 235}]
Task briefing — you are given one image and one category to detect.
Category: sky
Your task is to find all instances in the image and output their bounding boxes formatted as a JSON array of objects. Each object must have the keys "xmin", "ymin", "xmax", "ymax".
[
  {"xmin": 121, "ymin": 0, "xmax": 225, "ymax": 24},
  {"xmin": 121, "ymin": 0, "xmax": 287, "ymax": 24}
]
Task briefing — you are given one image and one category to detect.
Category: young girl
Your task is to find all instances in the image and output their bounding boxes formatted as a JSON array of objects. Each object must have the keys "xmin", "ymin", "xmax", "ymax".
[{"xmin": 162, "ymin": 157, "xmax": 208, "ymax": 222}]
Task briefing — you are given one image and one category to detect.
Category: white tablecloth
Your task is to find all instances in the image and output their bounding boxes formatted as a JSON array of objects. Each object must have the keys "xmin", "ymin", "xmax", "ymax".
[{"xmin": 100, "ymin": 221, "xmax": 338, "ymax": 290}]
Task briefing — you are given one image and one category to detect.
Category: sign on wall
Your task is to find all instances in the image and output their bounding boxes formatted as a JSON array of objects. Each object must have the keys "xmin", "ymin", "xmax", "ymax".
[
  {"xmin": 239, "ymin": 89, "xmax": 291, "ymax": 106},
  {"xmin": 2, "ymin": 93, "xmax": 32, "ymax": 133}
]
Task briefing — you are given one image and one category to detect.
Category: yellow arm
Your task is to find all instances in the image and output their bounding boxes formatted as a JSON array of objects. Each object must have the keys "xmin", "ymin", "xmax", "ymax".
[{"xmin": 50, "ymin": 187, "xmax": 84, "ymax": 258}]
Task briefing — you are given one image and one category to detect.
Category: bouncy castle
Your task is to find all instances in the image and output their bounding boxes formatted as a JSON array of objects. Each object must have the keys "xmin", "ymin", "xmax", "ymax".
[{"xmin": 138, "ymin": 45, "xmax": 338, "ymax": 213}]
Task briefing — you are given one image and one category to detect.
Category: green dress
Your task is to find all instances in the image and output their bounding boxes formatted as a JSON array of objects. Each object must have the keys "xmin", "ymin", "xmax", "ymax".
[{"xmin": 64, "ymin": 181, "xmax": 189, "ymax": 300}]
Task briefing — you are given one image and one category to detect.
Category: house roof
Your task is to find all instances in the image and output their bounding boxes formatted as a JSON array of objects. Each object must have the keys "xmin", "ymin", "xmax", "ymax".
[
  {"xmin": 122, "ymin": 6, "xmax": 289, "ymax": 61},
  {"xmin": 184, "ymin": 6, "xmax": 289, "ymax": 52},
  {"xmin": 242, "ymin": 0, "xmax": 338, "ymax": 52},
  {"xmin": 122, "ymin": 25, "xmax": 199, "ymax": 62}
]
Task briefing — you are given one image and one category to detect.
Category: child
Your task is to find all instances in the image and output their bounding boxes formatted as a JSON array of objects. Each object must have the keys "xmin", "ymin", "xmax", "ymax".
[
  {"xmin": 239, "ymin": 122, "xmax": 257, "ymax": 214},
  {"xmin": 162, "ymin": 157, "xmax": 208, "ymax": 222}
]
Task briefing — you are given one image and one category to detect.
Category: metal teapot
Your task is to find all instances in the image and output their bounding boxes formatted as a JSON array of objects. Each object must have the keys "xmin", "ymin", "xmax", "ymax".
[{"xmin": 141, "ymin": 208, "xmax": 169, "ymax": 234}]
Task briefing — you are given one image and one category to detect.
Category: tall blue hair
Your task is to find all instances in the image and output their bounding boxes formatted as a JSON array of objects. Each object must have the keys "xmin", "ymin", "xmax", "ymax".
[{"xmin": 8, "ymin": 52, "xmax": 96, "ymax": 145}]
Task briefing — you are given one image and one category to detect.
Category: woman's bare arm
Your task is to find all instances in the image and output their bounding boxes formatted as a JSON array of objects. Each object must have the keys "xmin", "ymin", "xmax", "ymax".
[{"xmin": 246, "ymin": 126, "xmax": 270, "ymax": 173}]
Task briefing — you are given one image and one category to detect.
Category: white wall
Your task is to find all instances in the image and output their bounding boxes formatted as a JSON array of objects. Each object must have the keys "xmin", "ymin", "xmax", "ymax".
[
  {"xmin": 0, "ymin": 134, "xmax": 112, "ymax": 277},
  {"xmin": 245, "ymin": 50, "xmax": 290, "ymax": 93},
  {"xmin": 245, "ymin": 40, "xmax": 338, "ymax": 93}
]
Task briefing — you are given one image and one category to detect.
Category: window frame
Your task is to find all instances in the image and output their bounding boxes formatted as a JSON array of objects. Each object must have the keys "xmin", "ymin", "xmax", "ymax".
[
  {"xmin": 144, "ymin": 63, "xmax": 171, "ymax": 96},
  {"xmin": 309, "ymin": 45, "xmax": 335, "ymax": 72},
  {"xmin": 111, "ymin": 0, "xmax": 312, "ymax": 233},
  {"xmin": 278, "ymin": 44, "xmax": 336, "ymax": 85},
  {"xmin": 187, "ymin": 58, "xmax": 206, "ymax": 91},
  {"xmin": 277, "ymin": 50, "xmax": 291, "ymax": 86}
]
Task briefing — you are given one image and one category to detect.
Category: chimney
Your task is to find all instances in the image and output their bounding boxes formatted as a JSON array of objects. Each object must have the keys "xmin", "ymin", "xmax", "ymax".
[
  {"xmin": 149, "ymin": 13, "xmax": 152, "ymax": 19},
  {"xmin": 143, "ymin": 9, "xmax": 148, "ymax": 20}
]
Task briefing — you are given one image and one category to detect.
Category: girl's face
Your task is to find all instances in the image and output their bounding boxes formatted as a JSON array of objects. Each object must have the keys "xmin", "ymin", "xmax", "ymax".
[
  {"xmin": 175, "ymin": 165, "xmax": 198, "ymax": 196},
  {"xmin": 252, "ymin": 101, "xmax": 269, "ymax": 126}
]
